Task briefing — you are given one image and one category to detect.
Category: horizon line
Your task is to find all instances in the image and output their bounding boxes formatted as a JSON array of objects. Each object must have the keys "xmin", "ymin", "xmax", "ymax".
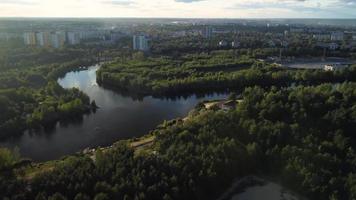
[{"xmin": 1, "ymin": 17, "xmax": 356, "ymax": 20}]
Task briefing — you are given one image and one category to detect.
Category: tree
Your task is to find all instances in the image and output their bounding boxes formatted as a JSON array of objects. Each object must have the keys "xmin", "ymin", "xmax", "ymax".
[
  {"xmin": 74, "ymin": 193, "xmax": 91, "ymax": 200},
  {"xmin": 48, "ymin": 193, "xmax": 67, "ymax": 200},
  {"xmin": 94, "ymin": 193, "xmax": 109, "ymax": 200},
  {"xmin": 0, "ymin": 148, "xmax": 20, "ymax": 171},
  {"xmin": 228, "ymin": 92, "xmax": 237, "ymax": 101}
]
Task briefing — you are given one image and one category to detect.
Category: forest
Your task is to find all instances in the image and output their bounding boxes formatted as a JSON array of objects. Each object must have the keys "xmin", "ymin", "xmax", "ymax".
[
  {"xmin": 1, "ymin": 32, "xmax": 356, "ymax": 200},
  {"xmin": 97, "ymin": 50, "xmax": 356, "ymax": 96},
  {"xmin": 149, "ymin": 31, "xmax": 356, "ymax": 58},
  {"xmin": 1, "ymin": 82, "xmax": 356, "ymax": 200},
  {"xmin": 0, "ymin": 47, "xmax": 97, "ymax": 139}
]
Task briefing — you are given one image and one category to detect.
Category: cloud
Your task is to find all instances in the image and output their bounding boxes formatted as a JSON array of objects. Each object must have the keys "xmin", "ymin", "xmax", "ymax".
[
  {"xmin": 0, "ymin": 0, "xmax": 355, "ymax": 18},
  {"xmin": 102, "ymin": 0, "xmax": 135, "ymax": 6},
  {"xmin": 0, "ymin": 0, "xmax": 38, "ymax": 5},
  {"xmin": 324, "ymin": 0, "xmax": 356, "ymax": 9},
  {"xmin": 224, "ymin": 0, "xmax": 329, "ymax": 17},
  {"xmin": 229, "ymin": 1, "xmax": 301, "ymax": 9},
  {"xmin": 175, "ymin": 0, "xmax": 205, "ymax": 3},
  {"xmin": 279, "ymin": 0, "xmax": 306, "ymax": 1},
  {"xmin": 338, "ymin": 0, "xmax": 356, "ymax": 5}
]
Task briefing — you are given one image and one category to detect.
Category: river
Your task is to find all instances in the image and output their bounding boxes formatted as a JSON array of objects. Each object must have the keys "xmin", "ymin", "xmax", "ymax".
[
  {"xmin": 282, "ymin": 57, "xmax": 356, "ymax": 69},
  {"xmin": 218, "ymin": 176, "xmax": 305, "ymax": 200},
  {"xmin": 0, "ymin": 65, "xmax": 227, "ymax": 161}
]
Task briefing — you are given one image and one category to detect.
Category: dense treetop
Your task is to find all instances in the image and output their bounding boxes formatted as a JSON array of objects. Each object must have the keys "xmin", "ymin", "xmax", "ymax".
[
  {"xmin": 1, "ymin": 34, "xmax": 356, "ymax": 200},
  {"xmin": 2, "ymin": 82, "xmax": 356, "ymax": 200},
  {"xmin": 97, "ymin": 50, "xmax": 356, "ymax": 96},
  {"xmin": 0, "ymin": 47, "xmax": 98, "ymax": 140}
]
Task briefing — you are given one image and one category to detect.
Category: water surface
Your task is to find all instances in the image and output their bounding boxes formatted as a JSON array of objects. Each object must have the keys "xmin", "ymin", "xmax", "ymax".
[
  {"xmin": 231, "ymin": 182, "xmax": 299, "ymax": 200},
  {"xmin": 218, "ymin": 177, "xmax": 304, "ymax": 200},
  {"xmin": 283, "ymin": 57, "xmax": 356, "ymax": 69},
  {"xmin": 0, "ymin": 65, "xmax": 227, "ymax": 161}
]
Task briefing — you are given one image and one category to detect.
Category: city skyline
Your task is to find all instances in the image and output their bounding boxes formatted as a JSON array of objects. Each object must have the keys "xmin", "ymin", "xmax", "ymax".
[{"xmin": 0, "ymin": 0, "xmax": 356, "ymax": 18}]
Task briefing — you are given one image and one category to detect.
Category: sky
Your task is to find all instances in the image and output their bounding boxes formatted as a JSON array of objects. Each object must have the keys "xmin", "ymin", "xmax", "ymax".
[{"xmin": 0, "ymin": 0, "xmax": 355, "ymax": 18}]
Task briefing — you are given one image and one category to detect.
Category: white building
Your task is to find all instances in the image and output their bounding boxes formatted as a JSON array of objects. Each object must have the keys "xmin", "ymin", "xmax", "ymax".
[
  {"xmin": 329, "ymin": 43, "xmax": 339, "ymax": 50},
  {"xmin": 316, "ymin": 42, "xmax": 339, "ymax": 50},
  {"xmin": 202, "ymin": 26, "xmax": 213, "ymax": 38},
  {"xmin": 218, "ymin": 40, "xmax": 228, "ymax": 47},
  {"xmin": 23, "ymin": 32, "xmax": 36, "ymax": 46},
  {"xmin": 36, "ymin": 32, "xmax": 44, "ymax": 46},
  {"xmin": 331, "ymin": 32, "xmax": 344, "ymax": 41},
  {"xmin": 50, "ymin": 32, "xmax": 66, "ymax": 49},
  {"xmin": 133, "ymin": 35, "xmax": 149, "ymax": 51},
  {"xmin": 324, "ymin": 64, "xmax": 347, "ymax": 71},
  {"xmin": 67, "ymin": 32, "xmax": 81, "ymax": 45},
  {"xmin": 324, "ymin": 65, "xmax": 335, "ymax": 71},
  {"xmin": 51, "ymin": 33, "xmax": 60, "ymax": 48},
  {"xmin": 284, "ymin": 30, "xmax": 289, "ymax": 37},
  {"xmin": 231, "ymin": 41, "xmax": 240, "ymax": 48},
  {"xmin": 35, "ymin": 32, "xmax": 51, "ymax": 47},
  {"xmin": 313, "ymin": 34, "xmax": 331, "ymax": 41},
  {"xmin": 79, "ymin": 30, "xmax": 104, "ymax": 40}
]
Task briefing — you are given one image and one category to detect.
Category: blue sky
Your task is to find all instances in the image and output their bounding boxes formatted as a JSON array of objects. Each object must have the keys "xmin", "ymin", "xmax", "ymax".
[{"xmin": 0, "ymin": 0, "xmax": 355, "ymax": 18}]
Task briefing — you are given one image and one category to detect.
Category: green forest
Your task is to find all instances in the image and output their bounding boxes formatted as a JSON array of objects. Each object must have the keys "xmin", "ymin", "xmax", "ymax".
[
  {"xmin": 1, "ymin": 38, "xmax": 356, "ymax": 200},
  {"xmin": 97, "ymin": 50, "xmax": 356, "ymax": 95},
  {"xmin": 0, "ymin": 48, "xmax": 97, "ymax": 139},
  {"xmin": 2, "ymin": 82, "xmax": 356, "ymax": 200}
]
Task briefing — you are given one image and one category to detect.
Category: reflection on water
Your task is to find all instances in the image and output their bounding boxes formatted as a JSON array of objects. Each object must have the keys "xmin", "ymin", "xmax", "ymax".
[
  {"xmin": 218, "ymin": 177, "xmax": 304, "ymax": 200},
  {"xmin": 231, "ymin": 182, "xmax": 299, "ymax": 200},
  {"xmin": 283, "ymin": 58, "xmax": 356, "ymax": 69},
  {"xmin": 0, "ymin": 65, "xmax": 227, "ymax": 161}
]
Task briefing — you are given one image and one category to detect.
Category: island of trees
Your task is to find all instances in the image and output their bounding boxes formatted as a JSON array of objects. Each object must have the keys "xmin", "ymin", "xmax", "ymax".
[{"xmin": 0, "ymin": 47, "xmax": 99, "ymax": 139}]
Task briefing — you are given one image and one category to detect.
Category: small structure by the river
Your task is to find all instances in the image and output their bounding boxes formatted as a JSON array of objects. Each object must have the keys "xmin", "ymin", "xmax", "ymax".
[
  {"xmin": 204, "ymin": 99, "xmax": 242, "ymax": 111},
  {"xmin": 218, "ymin": 100, "xmax": 237, "ymax": 111},
  {"xmin": 324, "ymin": 64, "xmax": 348, "ymax": 71},
  {"xmin": 282, "ymin": 57, "xmax": 356, "ymax": 70}
]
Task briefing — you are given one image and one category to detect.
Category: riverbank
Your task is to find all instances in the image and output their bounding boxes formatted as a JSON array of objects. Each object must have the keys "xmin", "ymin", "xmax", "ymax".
[
  {"xmin": 14, "ymin": 134, "xmax": 157, "ymax": 181},
  {"xmin": 281, "ymin": 57, "xmax": 356, "ymax": 69},
  {"xmin": 14, "ymin": 97, "xmax": 239, "ymax": 181},
  {"xmin": 0, "ymin": 65, "xmax": 229, "ymax": 161},
  {"xmin": 3, "ymin": 61, "xmax": 356, "ymax": 161},
  {"xmin": 218, "ymin": 176, "xmax": 306, "ymax": 200},
  {"xmin": 3, "ymin": 82, "xmax": 356, "ymax": 199}
]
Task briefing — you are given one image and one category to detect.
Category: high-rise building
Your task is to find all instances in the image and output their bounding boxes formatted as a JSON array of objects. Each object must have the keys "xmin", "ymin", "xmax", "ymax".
[
  {"xmin": 36, "ymin": 32, "xmax": 51, "ymax": 47},
  {"xmin": 331, "ymin": 32, "xmax": 344, "ymax": 41},
  {"xmin": 24, "ymin": 32, "xmax": 36, "ymax": 46},
  {"xmin": 202, "ymin": 26, "xmax": 213, "ymax": 38},
  {"xmin": 50, "ymin": 33, "xmax": 60, "ymax": 48},
  {"xmin": 232, "ymin": 41, "xmax": 240, "ymax": 48},
  {"xmin": 218, "ymin": 40, "xmax": 228, "ymax": 47},
  {"xmin": 50, "ymin": 32, "xmax": 66, "ymax": 48},
  {"xmin": 36, "ymin": 32, "xmax": 44, "ymax": 46},
  {"xmin": 57, "ymin": 31, "xmax": 66, "ymax": 47},
  {"xmin": 313, "ymin": 34, "xmax": 331, "ymax": 41},
  {"xmin": 133, "ymin": 35, "xmax": 149, "ymax": 51},
  {"xmin": 67, "ymin": 32, "xmax": 81, "ymax": 45}
]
